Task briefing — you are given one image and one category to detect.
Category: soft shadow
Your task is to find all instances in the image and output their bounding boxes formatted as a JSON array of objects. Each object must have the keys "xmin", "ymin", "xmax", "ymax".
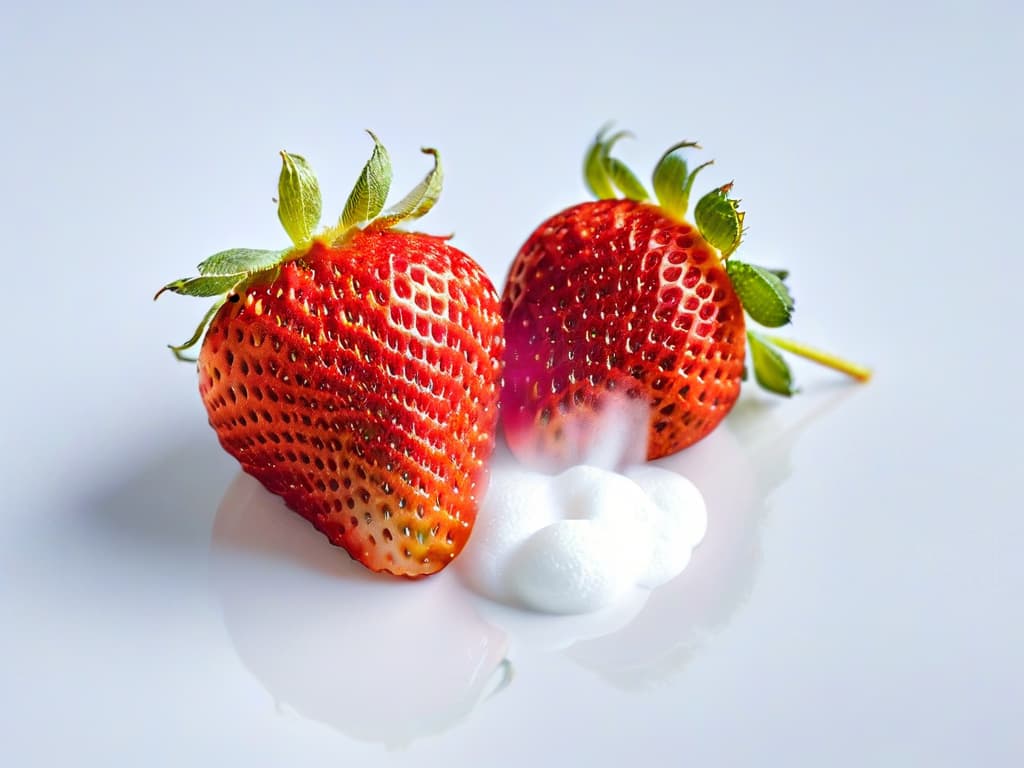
[
  {"xmin": 81, "ymin": 427, "xmax": 235, "ymax": 561},
  {"xmin": 564, "ymin": 386, "xmax": 859, "ymax": 688},
  {"xmin": 212, "ymin": 472, "xmax": 383, "ymax": 582},
  {"xmin": 209, "ymin": 473, "xmax": 511, "ymax": 749}
]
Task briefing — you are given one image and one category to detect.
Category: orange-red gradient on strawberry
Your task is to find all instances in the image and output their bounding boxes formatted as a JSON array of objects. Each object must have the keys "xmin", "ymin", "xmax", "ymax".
[
  {"xmin": 199, "ymin": 230, "xmax": 504, "ymax": 576},
  {"xmin": 501, "ymin": 199, "xmax": 746, "ymax": 470}
]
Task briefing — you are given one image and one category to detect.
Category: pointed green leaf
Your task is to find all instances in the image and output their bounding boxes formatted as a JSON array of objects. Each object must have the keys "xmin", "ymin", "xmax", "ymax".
[
  {"xmin": 584, "ymin": 125, "xmax": 617, "ymax": 199},
  {"xmin": 197, "ymin": 247, "xmax": 288, "ymax": 276},
  {"xmin": 695, "ymin": 184, "xmax": 744, "ymax": 256},
  {"xmin": 583, "ymin": 127, "xmax": 648, "ymax": 201},
  {"xmin": 277, "ymin": 152, "xmax": 322, "ymax": 246},
  {"xmin": 726, "ymin": 259, "xmax": 794, "ymax": 327},
  {"xmin": 168, "ymin": 298, "xmax": 226, "ymax": 362},
  {"xmin": 765, "ymin": 267, "xmax": 790, "ymax": 281},
  {"xmin": 371, "ymin": 148, "xmax": 443, "ymax": 229},
  {"xmin": 652, "ymin": 141, "xmax": 699, "ymax": 218},
  {"xmin": 605, "ymin": 156, "xmax": 649, "ymax": 201},
  {"xmin": 340, "ymin": 130, "xmax": 393, "ymax": 230},
  {"xmin": 748, "ymin": 331, "xmax": 796, "ymax": 396},
  {"xmin": 156, "ymin": 273, "xmax": 244, "ymax": 299},
  {"xmin": 681, "ymin": 160, "xmax": 714, "ymax": 211},
  {"xmin": 600, "ymin": 130, "xmax": 632, "ymax": 160}
]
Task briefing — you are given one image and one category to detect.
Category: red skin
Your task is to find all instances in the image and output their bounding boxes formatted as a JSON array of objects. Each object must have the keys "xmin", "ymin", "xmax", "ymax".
[
  {"xmin": 199, "ymin": 230, "xmax": 504, "ymax": 577},
  {"xmin": 501, "ymin": 199, "xmax": 746, "ymax": 470}
]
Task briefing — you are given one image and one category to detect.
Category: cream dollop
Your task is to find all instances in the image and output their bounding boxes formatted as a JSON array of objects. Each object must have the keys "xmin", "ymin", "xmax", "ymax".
[{"xmin": 457, "ymin": 464, "xmax": 707, "ymax": 614}]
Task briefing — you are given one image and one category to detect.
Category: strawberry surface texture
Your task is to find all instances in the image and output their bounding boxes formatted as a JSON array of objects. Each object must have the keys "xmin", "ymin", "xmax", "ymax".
[
  {"xmin": 158, "ymin": 135, "xmax": 503, "ymax": 576},
  {"xmin": 201, "ymin": 232, "xmax": 502, "ymax": 575},
  {"xmin": 503, "ymin": 199, "xmax": 746, "ymax": 466},
  {"xmin": 500, "ymin": 127, "xmax": 870, "ymax": 470}
]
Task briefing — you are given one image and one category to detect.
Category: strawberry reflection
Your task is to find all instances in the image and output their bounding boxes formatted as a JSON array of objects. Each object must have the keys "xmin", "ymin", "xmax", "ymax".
[
  {"xmin": 209, "ymin": 473, "xmax": 510, "ymax": 748},
  {"xmin": 563, "ymin": 387, "xmax": 856, "ymax": 686}
]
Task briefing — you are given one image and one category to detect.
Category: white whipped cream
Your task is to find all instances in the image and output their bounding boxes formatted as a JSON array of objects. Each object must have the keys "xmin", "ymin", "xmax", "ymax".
[{"xmin": 457, "ymin": 464, "xmax": 707, "ymax": 614}]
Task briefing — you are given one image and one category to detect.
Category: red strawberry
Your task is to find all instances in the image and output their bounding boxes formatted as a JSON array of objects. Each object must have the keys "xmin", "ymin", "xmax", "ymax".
[
  {"xmin": 501, "ymin": 127, "xmax": 869, "ymax": 469},
  {"xmin": 157, "ymin": 133, "xmax": 504, "ymax": 577}
]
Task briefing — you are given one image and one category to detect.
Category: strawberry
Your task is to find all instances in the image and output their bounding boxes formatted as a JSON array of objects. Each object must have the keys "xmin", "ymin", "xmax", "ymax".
[
  {"xmin": 156, "ymin": 133, "xmax": 504, "ymax": 577},
  {"xmin": 501, "ymin": 127, "xmax": 869, "ymax": 469}
]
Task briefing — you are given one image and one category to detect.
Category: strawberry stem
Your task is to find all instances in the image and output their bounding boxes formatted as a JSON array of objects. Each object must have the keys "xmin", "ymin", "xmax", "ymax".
[{"xmin": 763, "ymin": 335, "xmax": 872, "ymax": 382}]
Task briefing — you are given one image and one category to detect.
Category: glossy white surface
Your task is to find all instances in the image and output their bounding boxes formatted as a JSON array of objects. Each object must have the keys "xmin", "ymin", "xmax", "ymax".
[{"xmin": 2, "ymin": 0, "xmax": 1022, "ymax": 765}]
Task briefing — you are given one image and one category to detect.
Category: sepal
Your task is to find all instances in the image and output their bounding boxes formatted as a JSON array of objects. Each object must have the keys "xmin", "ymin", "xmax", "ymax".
[
  {"xmin": 277, "ymin": 152, "xmax": 322, "ymax": 246},
  {"xmin": 340, "ymin": 130, "xmax": 393, "ymax": 230},
  {"xmin": 371, "ymin": 148, "xmax": 443, "ymax": 229},
  {"xmin": 725, "ymin": 260, "xmax": 794, "ymax": 328},
  {"xmin": 747, "ymin": 331, "xmax": 796, "ymax": 396},
  {"xmin": 695, "ymin": 183, "xmax": 744, "ymax": 256}
]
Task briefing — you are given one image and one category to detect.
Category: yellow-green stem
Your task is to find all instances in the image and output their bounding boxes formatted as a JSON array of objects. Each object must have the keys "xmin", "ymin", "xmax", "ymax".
[{"xmin": 763, "ymin": 335, "xmax": 872, "ymax": 382}]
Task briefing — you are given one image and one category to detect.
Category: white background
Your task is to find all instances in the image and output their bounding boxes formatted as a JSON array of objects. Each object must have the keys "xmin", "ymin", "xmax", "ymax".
[{"xmin": 2, "ymin": 1, "xmax": 1021, "ymax": 765}]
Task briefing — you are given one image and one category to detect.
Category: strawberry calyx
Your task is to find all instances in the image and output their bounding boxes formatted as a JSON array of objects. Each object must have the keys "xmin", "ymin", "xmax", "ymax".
[
  {"xmin": 582, "ymin": 124, "xmax": 872, "ymax": 395},
  {"xmin": 652, "ymin": 140, "xmax": 714, "ymax": 222},
  {"xmin": 155, "ymin": 131, "xmax": 444, "ymax": 361},
  {"xmin": 694, "ymin": 182, "xmax": 745, "ymax": 257}
]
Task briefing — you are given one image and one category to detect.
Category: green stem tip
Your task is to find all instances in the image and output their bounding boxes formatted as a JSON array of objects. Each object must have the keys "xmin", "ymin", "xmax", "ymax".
[{"xmin": 763, "ymin": 335, "xmax": 873, "ymax": 383}]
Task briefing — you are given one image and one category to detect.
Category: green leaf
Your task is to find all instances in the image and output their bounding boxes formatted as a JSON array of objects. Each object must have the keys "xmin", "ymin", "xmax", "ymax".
[
  {"xmin": 652, "ymin": 141, "xmax": 698, "ymax": 218},
  {"xmin": 682, "ymin": 160, "xmax": 714, "ymax": 212},
  {"xmin": 197, "ymin": 247, "xmax": 287, "ymax": 276},
  {"xmin": 726, "ymin": 259, "xmax": 794, "ymax": 327},
  {"xmin": 168, "ymin": 298, "xmax": 226, "ymax": 362},
  {"xmin": 155, "ymin": 273, "xmax": 244, "ymax": 299},
  {"xmin": 277, "ymin": 151, "xmax": 322, "ymax": 246},
  {"xmin": 747, "ymin": 331, "xmax": 796, "ymax": 396},
  {"xmin": 340, "ymin": 130, "xmax": 393, "ymax": 230},
  {"xmin": 600, "ymin": 130, "xmax": 632, "ymax": 161},
  {"xmin": 695, "ymin": 184, "xmax": 744, "ymax": 256},
  {"xmin": 582, "ymin": 126, "xmax": 650, "ymax": 201},
  {"xmin": 605, "ymin": 156, "xmax": 649, "ymax": 201},
  {"xmin": 584, "ymin": 125, "xmax": 617, "ymax": 199},
  {"xmin": 372, "ymin": 148, "xmax": 443, "ymax": 229}
]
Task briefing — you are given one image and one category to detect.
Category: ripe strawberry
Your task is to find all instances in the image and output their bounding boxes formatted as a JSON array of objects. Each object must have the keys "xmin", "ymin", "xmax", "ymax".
[
  {"xmin": 501, "ymin": 127, "xmax": 869, "ymax": 469},
  {"xmin": 157, "ymin": 133, "xmax": 504, "ymax": 577}
]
